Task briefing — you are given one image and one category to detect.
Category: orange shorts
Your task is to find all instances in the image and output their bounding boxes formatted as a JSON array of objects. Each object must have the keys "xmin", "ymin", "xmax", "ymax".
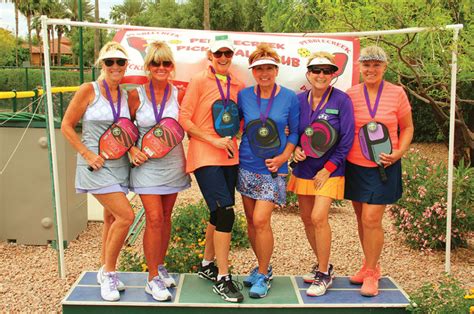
[{"xmin": 287, "ymin": 175, "xmax": 345, "ymax": 200}]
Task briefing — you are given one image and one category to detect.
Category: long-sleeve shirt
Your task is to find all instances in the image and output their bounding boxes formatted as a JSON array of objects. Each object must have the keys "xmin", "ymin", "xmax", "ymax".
[
  {"xmin": 292, "ymin": 88, "xmax": 355, "ymax": 179},
  {"xmin": 238, "ymin": 85, "xmax": 300, "ymax": 175},
  {"xmin": 179, "ymin": 66, "xmax": 245, "ymax": 173}
]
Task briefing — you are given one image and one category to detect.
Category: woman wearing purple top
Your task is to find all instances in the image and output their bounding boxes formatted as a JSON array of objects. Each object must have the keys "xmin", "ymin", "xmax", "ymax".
[{"xmin": 287, "ymin": 52, "xmax": 354, "ymax": 296}]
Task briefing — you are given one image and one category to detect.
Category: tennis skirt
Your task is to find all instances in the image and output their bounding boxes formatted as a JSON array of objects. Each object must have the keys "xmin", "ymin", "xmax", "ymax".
[
  {"xmin": 287, "ymin": 175, "xmax": 345, "ymax": 200},
  {"xmin": 344, "ymin": 160, "xmax": 402, "ymax": 205},
  {"xmin": 237, "ymin": 167, "xmax": 286, "ymax": 205}
]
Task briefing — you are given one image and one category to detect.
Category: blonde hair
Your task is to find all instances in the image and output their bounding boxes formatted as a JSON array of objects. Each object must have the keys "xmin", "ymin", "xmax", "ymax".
[
  {"xmin": 248, "ymin": 43, "xmax": 281, "ymax": 67},
  {"xmin": 143, "ymin": 41, "xmax": 175, "ymax": 78},
  {"xmin": 307, "ymin": 51, "xmax": 336, "ymax": 66},
  {"xmin": 96, "ymin": 41, "xmax": 129, "ymax": 81},
  {"xmin": 359, "ymin": 45, "xmax": 388, "ymax": 63}
]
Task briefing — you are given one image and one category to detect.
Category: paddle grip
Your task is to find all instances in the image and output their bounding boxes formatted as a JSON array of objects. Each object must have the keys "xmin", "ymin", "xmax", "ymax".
[
  {"xmin": 289, "ymin": 161, "xmax": 297, "ymax": 169},
  {"xmin": 87, "ymin": 166, "xmax": 94, "ymax": 172},
  {"xmin": 378, "ymin": 164, "xmax": 388, "ymax": 183}
]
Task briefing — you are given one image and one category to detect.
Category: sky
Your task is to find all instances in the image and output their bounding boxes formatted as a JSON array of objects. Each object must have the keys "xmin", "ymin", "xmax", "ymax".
[{"xmin": 0, "ymin": 0, "xmax": 123, "ymax": 37}]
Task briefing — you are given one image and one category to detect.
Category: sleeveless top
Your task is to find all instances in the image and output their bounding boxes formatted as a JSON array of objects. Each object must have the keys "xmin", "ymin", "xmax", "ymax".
[{"xmin": 129, "ymin": 84, "xmax": 190, "ymax": 191}]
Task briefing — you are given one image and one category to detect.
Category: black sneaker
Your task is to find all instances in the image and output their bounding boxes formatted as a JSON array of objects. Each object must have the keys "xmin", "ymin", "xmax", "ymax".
[
  {"xmin": 213, "ymin": 275, "xmax": 244, "ymax": 303},
  {"xmin": 198, "ymin": 262, "xmax": 218, "ymax": 282}
]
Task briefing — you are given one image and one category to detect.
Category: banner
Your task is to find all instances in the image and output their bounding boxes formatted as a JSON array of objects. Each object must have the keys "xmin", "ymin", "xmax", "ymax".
[{"xmin": 114, "ymin": 28, "xmax": 359, "ymax": 92}]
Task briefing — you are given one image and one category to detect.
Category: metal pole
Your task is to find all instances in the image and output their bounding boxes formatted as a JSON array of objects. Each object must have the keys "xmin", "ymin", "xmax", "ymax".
[
  {"xmin": 41, "ymin": 15, "xmax": 66, "ymax": 279},
  {"xmin": 445, "ymin": 27, "xmax": 461, "ymax": 274},
  {"xmin": 78, "ymin": 0, "xmax": 84, "ymax": 84}
]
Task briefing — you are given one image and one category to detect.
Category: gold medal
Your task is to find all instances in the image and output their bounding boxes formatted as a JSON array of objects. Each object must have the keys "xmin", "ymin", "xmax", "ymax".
[
  {"xmin": 304, "ymin": 126, "xmax": 314, "ymax": 137},
  {"xmin": 153, "ymin": 127, "xmax": 164, "ymax": 138},
  {"xmin": 222, "ymin": 112, "xmax": 231, "ymax": 123},
  {"xmin": 112, "ymin": 126, "xmax": 122, "ymax": 136},
  {"xmin": 258, "ymin": 126, "xmax": 269, "ymax": 137},
  {"xmin": 367, "ymin": 121, "xmax": 378, "ymax": 132}
]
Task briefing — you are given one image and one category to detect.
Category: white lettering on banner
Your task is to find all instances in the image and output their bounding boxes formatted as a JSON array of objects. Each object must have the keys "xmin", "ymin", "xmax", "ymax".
[{"xmin": 114, "ymin": 29, "xmax": 360, "ymax": 92}]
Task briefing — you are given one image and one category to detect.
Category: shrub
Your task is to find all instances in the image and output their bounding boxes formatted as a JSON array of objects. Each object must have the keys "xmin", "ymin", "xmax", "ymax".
[
  {"xmin": 388, "ymin": 149, "xmax": 474, "ymax": 251},
  {"xmin": 407, "ymin": 274, "xmax": 473, "ymax": 313},
  {"xmin": 119, "ymin": 200, "xmax": 249, "ymax": 273}
]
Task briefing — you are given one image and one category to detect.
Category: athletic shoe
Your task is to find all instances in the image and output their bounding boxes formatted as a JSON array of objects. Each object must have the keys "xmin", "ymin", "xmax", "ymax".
[
  {"xmin": 306, "ymin": 271, "xmax": 333, "ymax": 297},
  {"xmin": 145, "ymin": 276, "xmax": 172, "ymax": 301},
  {"xmin": 249, "ymin": 273, "xmax": 271, "ymax": 298},
  {"xmin": 360, "ymin": 269, "xmax": 379, "ymax": 297},
  {"xmin": 212, "ymin": 275, "xmax": 244, "ymax": 303},
  {"xmin": 243, "ymin": 265, "xmax": 273, "ymax": 287},
  {"xmin": 100, "ymin": 271, "xmax": 120, "ymax": 301},
  {"xmin": 198, "ymin": 261, "xmax": 218, "ymax": 282},
  {"xmin": 303, "ymin": 264, "xmax": 335, "ymax": 283},
  {"xmin": 97, "ymin": 265, "xmax": 125, "ymax": 291},
  {"xmin": 350, "ymin": 261, "xmax": 380, "ymax": 285},
  {"xmin": 158, "ymin": 265, "xmax": 176, "ymax": 288}
]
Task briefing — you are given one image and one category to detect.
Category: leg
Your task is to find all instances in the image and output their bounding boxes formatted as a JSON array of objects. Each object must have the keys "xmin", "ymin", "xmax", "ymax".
[
  {"xmin": 101, "ymin": 208, "xmax": 115, "ymax": 265},
  {"xmin": 298, "ymin": 194, "xmax": 317, "ymax": 256},
  {"xmin": 159, "ymin": 193, "xmax": 178, "ymax": 264},
  {"xmin": 94, "ymin": 192, "xmax": 135, "ymax": 272},
  {"xmin": 360, "ymin": 203, "xmax": 385, "ymax": 269},
  {"xmin": 352, "ymin": 201, "xmax": 365, "ymax": 255},
  {"xmin": 252, "ymin": 200, "xmax": 275, "ymax": 275},
  {"xmin": 242, "ymin": 195, "xmax": 257, "ymax": 257},
  {"xmin": 203, "ymin": 222, "xmax": 216, "ymax": 261},
  {"xmin": 311, "ymin": 196, "xmax": 333, "ymax": 273}
]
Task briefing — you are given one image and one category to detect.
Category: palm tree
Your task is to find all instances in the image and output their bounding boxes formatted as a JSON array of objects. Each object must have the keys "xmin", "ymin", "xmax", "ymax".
[
  {"xmin": 94, "ymin": 0, "xmax": 99, "ymax": 61},
  {"xmin": 1, "ymin": 0, "xmax": 21, "ymax": 65},
  {"xmin": 109, "ymin": 0, "xmax": 147, "ymax": 25}
]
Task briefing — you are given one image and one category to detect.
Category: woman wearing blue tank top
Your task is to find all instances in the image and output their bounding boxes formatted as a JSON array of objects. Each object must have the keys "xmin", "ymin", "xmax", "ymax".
[{"xmin": 61, "ymin": 42, "xmax": 134, "ymax": 302}]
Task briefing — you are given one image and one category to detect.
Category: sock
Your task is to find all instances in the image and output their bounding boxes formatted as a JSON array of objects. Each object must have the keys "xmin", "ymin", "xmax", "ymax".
[
  {"xmin": 217, "ymin": 274, "xmax": 229, "ymax": 281},
  {"xmin": 202, "ymin": 259, "xmax": 213, "ymax": 267},
  {"xmin": 321, "ymin": 271, "xmax": 329, "ymax": 275}
]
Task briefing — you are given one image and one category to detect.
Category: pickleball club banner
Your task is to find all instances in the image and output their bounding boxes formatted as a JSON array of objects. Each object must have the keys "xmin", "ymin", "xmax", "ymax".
[{"xmin": 114, "ymin": 28, "xmax": 360, "ymax": 92}]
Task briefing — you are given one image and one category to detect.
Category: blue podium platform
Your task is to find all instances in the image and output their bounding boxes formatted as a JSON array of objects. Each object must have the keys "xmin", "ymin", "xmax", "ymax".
[{"xmin": 62, "ymin": 272, "xmax": 410, "ymax": 314}]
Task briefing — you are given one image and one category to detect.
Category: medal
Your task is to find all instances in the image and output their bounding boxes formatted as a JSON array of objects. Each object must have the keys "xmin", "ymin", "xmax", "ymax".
[
  {"xmin": 150, "ymin": 81, "xmax": 170, "ymax": 125},
  {"xmin": 367, "ymin": 121, "xmax": 378, "ymax": 132},
  {"xmin": 153, "ymin": 127, "xmax": 164, "ymax": 137},
  {"xmin": 222, "ymin": 112, "xmax": 231, "ymax": 123},
  {"xmin": 112, "ymin": 126, "xmax": 122, "ymax": 136},
  {"xmin": 304, "ymin": 126, "xmax": 314, "ymax": 136},
  {"xmin": 258, "ymin": 126, "xmax": 269, "ymax": 137},
  {"xmin": 103, "ymin": 80, "xmax": 121, "ymax": 123}
]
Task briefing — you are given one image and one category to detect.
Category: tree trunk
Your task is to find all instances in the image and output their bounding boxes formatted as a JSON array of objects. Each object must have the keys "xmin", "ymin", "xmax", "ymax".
[
  {"xmin": 203, "ymin": 0, "xmax": 210, "ymax": 30},
  {"xmin": 14, "ymin": 0, "xmax": 19, "ymax": 66},
  {"xmin": 94, "ymin": 0, "xmax": 99, "ymax": 61},
  {"xmin": 57, "ymin": 29, "xmax": 62, "ymax": 66},
  {"xmin": 26, "ymin": 13, "xmax": 33, "ymax": 64}
]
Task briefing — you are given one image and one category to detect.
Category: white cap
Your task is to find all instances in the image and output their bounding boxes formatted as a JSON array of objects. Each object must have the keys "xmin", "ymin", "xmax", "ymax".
[
  {"xmin": 209, "ymin": 35, "xmax": 235, "ymax": 53},
  {"xmin": 98, "ymin": 49, "xmax": 129, "ymax": 61},
  {"xmin": 307, "ymin": 57, "xmax": 338, "ymax": 71},
  {"xmin": 248, "ymin": 58, "xmax": 279, "ymax": 69}
]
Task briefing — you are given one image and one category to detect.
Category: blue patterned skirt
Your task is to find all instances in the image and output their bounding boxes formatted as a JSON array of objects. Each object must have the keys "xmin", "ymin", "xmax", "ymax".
[{"xmin": 237, "ymin": 167, "xmax": 286, "ymax": 205}]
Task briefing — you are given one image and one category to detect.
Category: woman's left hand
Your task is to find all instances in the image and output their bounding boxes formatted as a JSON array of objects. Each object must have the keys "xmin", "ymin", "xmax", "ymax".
[
  {"xmin": 313, "ymin": 168, "xmax": 330, "ymax": 190},
  {"xmin": 265, "ymin": 155, "xmax": 286, "ymax": 173},
  {"xmin": 379, "ymin": 149, "xmax": 404, "ymax": 168}
]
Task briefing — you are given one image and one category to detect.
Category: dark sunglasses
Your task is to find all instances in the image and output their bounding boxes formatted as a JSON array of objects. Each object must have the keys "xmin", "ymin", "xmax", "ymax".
[
  {"xmin": 308, "ymin": 67, "xmax": 334, "ymax": 75},
  {"xmin": 212, "ymin": 50, "xmax": 234, "ymax": 58},
  {"xmin": 150, "ymin": 60, "xmax": 173, "ymax": 68},
  {"xmin": 103, "ymin": 59, "xmax": 127, "ymax": 67}
]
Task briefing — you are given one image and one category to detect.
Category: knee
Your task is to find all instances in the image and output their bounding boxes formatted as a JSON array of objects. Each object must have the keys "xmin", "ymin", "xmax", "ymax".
[
  {"xmin": 103, "ymin": 211, "xmax": 115, "ymax": 225},
  {"xmin": 146, "ymin": 212, "xmax": 165, "ymax": 230},
  {"xmin": 215, "ymin": 206, "xmax": 235, "ymax": 233},
  {"xmin": 252, "ymin": 216, "xmax": 270, "ymax": 232},
  {"xmin": 300, "ymin": 212, "xmax": 313, "ymax": 228},
  {"xmin": 117, "ymin": 211, "xmax": 135, "ymax": 228},
  {"xmin": 361, "ymin": 214, "xmax": 382, "ymax": 230},
  {"xmin": 311, "ymin": 214, "xmax": 328, "ymax": 229}
]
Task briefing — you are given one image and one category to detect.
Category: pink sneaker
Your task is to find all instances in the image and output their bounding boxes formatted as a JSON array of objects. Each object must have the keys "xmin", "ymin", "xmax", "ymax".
[
  {"xmin": 360, "ymin": 269, "xmax": 380, "ymax": 297},
  {"xmin": 349, "ymin": 260, "xmax": 381, "ymax": 284}
]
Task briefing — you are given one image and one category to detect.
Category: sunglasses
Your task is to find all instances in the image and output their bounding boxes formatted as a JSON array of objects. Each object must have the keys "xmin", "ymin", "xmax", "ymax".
[
  {"xmin": 212, "ymin": 50, "xmax": 234, "ymax": 58},
  {"xmin": 308, "ymin": 67, "xmax": 334, "ymax": 75},
  {"xmin": 150, "ymin": 60, "xmax": 173, "ymax": 68},
  {"xmin": 103, "ymin": 59, "xmax": 127, "ymax": 67}
]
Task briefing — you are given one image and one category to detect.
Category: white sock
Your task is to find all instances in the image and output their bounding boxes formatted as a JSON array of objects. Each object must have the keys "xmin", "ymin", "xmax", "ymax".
[
  {"xmin": 217, "ymin": 274, "xmax": 229, "ymax": 281},
  {"xmin": 201, "ymin": 259, "xmax": 213, "ymax": 267}
]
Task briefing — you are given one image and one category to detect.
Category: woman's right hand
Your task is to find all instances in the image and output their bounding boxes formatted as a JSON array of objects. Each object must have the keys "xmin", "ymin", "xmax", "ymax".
[
  {"xmin": 129, "ymin": 146, "xmax": 148, "ymax": 167},
  {"xmin": 210, "ymin": 136, "xmax": 235, "ymax": 157},
  {"xmin": 83, "ymin": 150, "xmax": 105, "ymax": 170},
  {"xmin": 293, "ymin": 146, "xmax": 307, "ymax": 162}
]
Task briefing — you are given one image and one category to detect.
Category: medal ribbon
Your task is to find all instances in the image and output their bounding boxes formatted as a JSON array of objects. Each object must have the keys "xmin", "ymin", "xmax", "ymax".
[
  {"xmin": 210, "ymin": 66, "xmax": 231, "ymax": 110},
  {"xmin": 257, "ymin": 84, "xmax": 277, "ymax": 125},
  {"xmin": 103, "ymin": 80, "xmax": 121, "ymax": 123},
  {"xmin": 149, "ymin": 80, "xmax": 170, "ymax": 123},
  {"xmin": 363, "ymin": 80, "xmax": 384, "ymax": 119},
  {"xmin": 308, "ymin": 86, "xmax": 332, "ymax": 124}
]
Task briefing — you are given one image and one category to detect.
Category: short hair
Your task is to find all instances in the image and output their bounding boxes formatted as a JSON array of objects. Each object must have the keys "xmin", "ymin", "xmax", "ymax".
[
  {"xmin": 248, "ymin": 43, "xmax": 281, "ymax": 67},
  {"xmin": 95, "ymin": 41, "xmax": 128, "ymax": 67},
  {"xmin": 359, "ymin": 45, "xmax": 388, "ymax": 63},
  {"xmin": 143, "ymin": 41, "xmax": 175, "ymax": 70},
  {"xmin": 307, "ymin": 51, "xmax": 336, "ymax": 66}
]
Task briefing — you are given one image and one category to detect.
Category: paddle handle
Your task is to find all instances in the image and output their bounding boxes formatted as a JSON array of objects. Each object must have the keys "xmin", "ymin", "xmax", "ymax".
[
  {"xmin": 289, "ymin": 161, "xmax": 297, "ymax": 169},
  {"xmin": 378, "ymin": 164, "xmax": 388, "ymax": 183},
  {"xmin": 87, "ymin": 166, "xmax": 94, "ymax": 172}
]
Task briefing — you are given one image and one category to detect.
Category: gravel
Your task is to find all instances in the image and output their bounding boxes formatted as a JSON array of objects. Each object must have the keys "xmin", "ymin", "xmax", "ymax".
[{"xmin": 1, "ymin": 143, "xmax": 472, "ymax": 312}]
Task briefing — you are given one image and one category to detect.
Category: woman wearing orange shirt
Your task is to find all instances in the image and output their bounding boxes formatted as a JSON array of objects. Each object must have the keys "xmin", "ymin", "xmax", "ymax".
[
  {"xmin": 345, "ymin": 46, "xmax": 414, "ymax": 297},
  {"xmin": 179, "ymin": 35, "xmax": 245, "ymax": 303}
]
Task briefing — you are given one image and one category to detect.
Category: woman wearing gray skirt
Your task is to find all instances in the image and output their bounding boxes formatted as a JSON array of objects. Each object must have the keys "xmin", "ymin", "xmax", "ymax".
[
  {"xmin": 61, "ymin": 42, "xmax": 135, "ymax": 302},
  {"xmin": 128, "ymin": 41, "xmax": 191, "ymax": 302}
]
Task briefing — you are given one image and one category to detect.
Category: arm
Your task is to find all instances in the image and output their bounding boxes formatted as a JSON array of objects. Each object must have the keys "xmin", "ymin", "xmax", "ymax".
[{"xmin": 61, "ymin": 83, "xmax": 104, "ymax": 170}]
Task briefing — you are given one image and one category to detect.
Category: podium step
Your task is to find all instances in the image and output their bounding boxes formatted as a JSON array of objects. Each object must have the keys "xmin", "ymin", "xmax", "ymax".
[{"xmin": 62, "ymin": 272, "xmax": 410, "ymax": 313}]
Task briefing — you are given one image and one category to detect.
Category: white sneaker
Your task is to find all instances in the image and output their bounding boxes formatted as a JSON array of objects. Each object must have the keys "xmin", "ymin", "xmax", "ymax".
[
  {"xmin": 145, "ymin": 276, "xmax": 172, "ymax": 301},
  {"xmin": 97, "ymin": 265, "xmax": 125, "ymax": 291},
  {"xmin": 158, "ymin": 265, "xmax": 176, "ymax": 288},
  {"xmin": 100, "ymin": 272, "xmax": 120, "ymax": 301}
]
